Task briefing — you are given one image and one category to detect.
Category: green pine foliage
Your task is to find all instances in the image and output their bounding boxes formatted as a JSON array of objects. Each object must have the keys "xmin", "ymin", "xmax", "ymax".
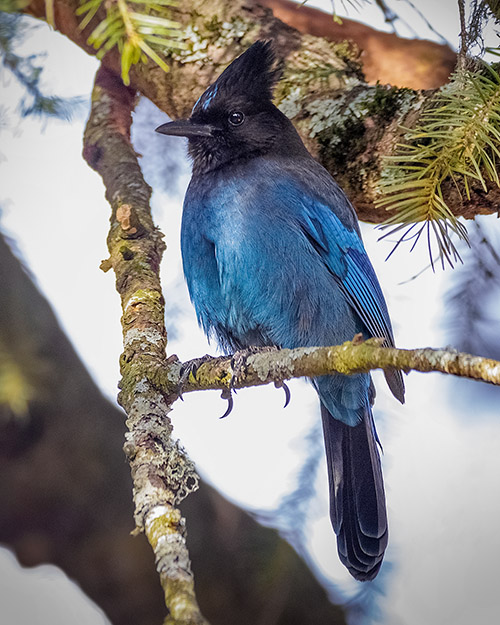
[
  {"xmin": 77, "ymin": 0, "xmax": 186, "ymax": 85},
  {"xmin": 377, "ymin": 65, "xmax": 500, "ymax": 268}
]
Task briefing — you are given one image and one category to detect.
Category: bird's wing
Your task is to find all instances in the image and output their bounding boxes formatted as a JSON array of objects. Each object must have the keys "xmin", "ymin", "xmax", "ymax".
[
  {"xmin": 298, "ymin": 199, "xmax": 405, "ymax": 403},
  {"xmin": 301, "ymin": 207, "xmax": 393, "ymax": 340}
]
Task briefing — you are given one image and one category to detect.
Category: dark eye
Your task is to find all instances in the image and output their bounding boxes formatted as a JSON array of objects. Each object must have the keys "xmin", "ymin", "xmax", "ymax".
[{"xmin": 228, "ymin": 111, "xmax": 245, "ymax": 126}]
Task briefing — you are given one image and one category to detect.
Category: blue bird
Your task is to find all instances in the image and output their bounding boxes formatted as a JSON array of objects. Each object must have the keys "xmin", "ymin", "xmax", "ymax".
[{"xmin": 156, "ymin": 41, "xmax": 405, "ymax": 581}]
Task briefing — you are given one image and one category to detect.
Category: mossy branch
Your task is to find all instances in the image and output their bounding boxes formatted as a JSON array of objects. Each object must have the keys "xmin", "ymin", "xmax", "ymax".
[
  {"xmin": 154, "ymin": 337, "xmax": 500, "ymax": 400},
  {"xmin": 82, "ymin": 63, "xmax": 208, "ymax": 625}
]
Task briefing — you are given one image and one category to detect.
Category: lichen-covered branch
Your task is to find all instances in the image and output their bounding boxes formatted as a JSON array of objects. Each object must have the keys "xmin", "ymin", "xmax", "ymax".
[
  {"xmin": 24, "ymin": 0, "xmax": 498, "ymax": 224},
  {"xmin": 83, "ymin": 64, "xmax": 208, "ymax": 625},
  {"xmin": 156, "ymin": 338, "xmax": 500, "ymax": 398}
]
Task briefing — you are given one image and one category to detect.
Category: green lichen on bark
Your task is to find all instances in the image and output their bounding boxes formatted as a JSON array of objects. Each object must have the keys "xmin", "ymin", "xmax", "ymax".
[
  {"xmin": 152, "ymin": 339, "xmax": 500, "ymax": 402},
  {"xmin": 314, "ymin": 84, "xmax": 416, "ymax": 189}
]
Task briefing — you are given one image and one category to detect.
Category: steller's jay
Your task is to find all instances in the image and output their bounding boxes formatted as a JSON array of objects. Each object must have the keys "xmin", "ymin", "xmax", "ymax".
[{"xmin": 156, "ymin": 41, "xmax": 405, "ymax": 581}]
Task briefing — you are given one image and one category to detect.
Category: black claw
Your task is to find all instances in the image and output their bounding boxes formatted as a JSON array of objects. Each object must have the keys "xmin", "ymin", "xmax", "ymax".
[
  {"xmin": 220, "ymin": 388, "xmax": 234, "ymax": 419},
  {"xmin": 282, "ymin": 382, "xmax": 291, "ymax": 408},
  {"xmin": 275, "ymin": 380, "xmax": 291, "ymax": 408}
]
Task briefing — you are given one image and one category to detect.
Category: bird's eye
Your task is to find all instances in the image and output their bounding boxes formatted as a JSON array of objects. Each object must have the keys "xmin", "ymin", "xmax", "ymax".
[{"xmin": 228, "ymin": 111, "xmax": 245, "ymax": 126}]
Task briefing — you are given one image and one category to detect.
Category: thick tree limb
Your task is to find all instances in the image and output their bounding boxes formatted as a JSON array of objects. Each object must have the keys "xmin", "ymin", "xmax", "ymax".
[
  {"xmin": 83, "ymin": 65, "xmax": 206, "ymax": 625},
  {"xmin": 154, "ymin": 338, "xmax": 500, "ymax": 399},
  {"xmin": 259, "ymin": 0, "xmax": 457, "ymax": 89},
  {"xmin": 24, "ymin": 0, "xmax": 499, "ymax": 224}
]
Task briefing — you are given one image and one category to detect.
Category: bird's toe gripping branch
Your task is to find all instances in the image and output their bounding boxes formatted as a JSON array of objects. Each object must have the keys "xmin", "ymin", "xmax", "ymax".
[
  {"xmin": 179, "ymin": 354, "xmax": 237, "ymax": 418},
  {"xmin": 178, "ymin": 354, "xmax": 215, "ymax": 398},
  {"xmin": 179, "ymin": 347, "xmax": 292, "ymax": 418},
  {"xmin": 219, "ymin": 346, "xmax": 291, "ymax": 418}
]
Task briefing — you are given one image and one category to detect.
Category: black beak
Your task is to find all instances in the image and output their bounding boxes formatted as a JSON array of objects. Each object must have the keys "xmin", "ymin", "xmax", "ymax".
[{"xmin": 155, "ymin": 119, "xmax": 216, "ymax": 138}]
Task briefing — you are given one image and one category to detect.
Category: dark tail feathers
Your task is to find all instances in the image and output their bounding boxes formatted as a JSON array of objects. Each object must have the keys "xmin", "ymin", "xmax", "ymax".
[{"xmin": 321, "ymin": 404, "xmax": 388, "ymax": 581}]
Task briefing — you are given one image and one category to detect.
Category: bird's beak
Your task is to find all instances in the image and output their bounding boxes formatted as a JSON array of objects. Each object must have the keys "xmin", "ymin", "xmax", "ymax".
[{"xmin": 155, "ymin": 119, "xmax": 215, "ymax": 138}]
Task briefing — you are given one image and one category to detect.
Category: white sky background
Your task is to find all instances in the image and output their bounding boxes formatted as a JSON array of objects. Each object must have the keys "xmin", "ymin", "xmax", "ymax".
[{"xmin": 1, "ymin": 1, "xmax": 500, "ymax": 624}]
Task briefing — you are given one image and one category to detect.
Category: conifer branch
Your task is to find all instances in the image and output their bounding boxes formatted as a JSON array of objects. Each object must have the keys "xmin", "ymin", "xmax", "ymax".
[
  {"xmin": 377, "ymin": 66, "xmax": 500, "ymax": 267},
  {"xmin": 76, "ymin": 0, "xmax": 185, "ymax": 84}
]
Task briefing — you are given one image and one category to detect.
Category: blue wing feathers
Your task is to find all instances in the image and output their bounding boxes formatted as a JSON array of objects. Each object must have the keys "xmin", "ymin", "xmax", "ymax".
[
  {"xmin": 182, "ymin": 156, "xmax": 404, "ymax": 411},
  {"xmin": 300, "ymin": 201, "xmax": 396, "ymax": 347}
]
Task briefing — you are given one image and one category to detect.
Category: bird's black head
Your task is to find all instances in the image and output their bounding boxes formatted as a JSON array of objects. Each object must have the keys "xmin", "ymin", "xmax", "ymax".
[{"xmin": 156, "ymin": 41, "xmax": 305, "ymax": 174}]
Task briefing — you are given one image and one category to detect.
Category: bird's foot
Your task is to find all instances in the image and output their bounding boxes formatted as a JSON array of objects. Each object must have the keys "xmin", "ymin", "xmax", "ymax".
[
  {"xmin": 217, "ymin": 349, "xmax": 257, "ymax": 419},
  {"xmin": 180, "ymin": 355, "xmax": 235, "ymax": 418},
  {"xmin": 219, "ymin": 346, "xmax": 274, "ymax": 419},
  {"xmin": 178, "ymin": 354, "xmax": 215, "ymax": 396},
  {"xmin": 229, "ymin": 346, "xmax": 291, "ymax": 409}
]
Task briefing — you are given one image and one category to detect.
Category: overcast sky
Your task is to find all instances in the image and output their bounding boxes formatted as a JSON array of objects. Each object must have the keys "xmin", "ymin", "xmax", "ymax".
[{"xmin": 1, "ymin": 2, "xmax": 500, "ymax": 624}]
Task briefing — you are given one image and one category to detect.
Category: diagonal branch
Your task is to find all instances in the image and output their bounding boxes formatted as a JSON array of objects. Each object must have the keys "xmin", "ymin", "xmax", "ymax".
[
  {"xmin": 82, "ymin": 64, "xmax": 208, "ymax": 625},
  {"xmin": 259, "ymin": 0, "xmax": 457, "ymax": 89},
  {"xmin": 24, "ymin": 0, "xmax": 500, "ymax": 225}
]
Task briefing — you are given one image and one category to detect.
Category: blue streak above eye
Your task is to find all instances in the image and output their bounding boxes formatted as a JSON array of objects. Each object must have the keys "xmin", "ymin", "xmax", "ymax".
[{"xmin": 192, "ymin": 84, "xmax": 219, "ymax": 114}]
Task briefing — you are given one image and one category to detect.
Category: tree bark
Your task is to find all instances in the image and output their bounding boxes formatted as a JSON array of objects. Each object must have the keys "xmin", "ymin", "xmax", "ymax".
[
  {"xmin": 24, "ymin": 0, "xmax": 499, "ymax": 224},
  {"xmin": 259, "ymin": 0, "xmax": 457, "ymax": 89},
  {"xmin": 159, "ymin": 340, "xmax": 500, "ymax": 398}
]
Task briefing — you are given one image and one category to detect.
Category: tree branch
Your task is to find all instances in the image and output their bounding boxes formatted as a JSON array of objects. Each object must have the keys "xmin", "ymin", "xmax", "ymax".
[
  {"xmin": 258, "ymin": 0, "xmax": 457, "ymax": 89},
  {"xmin": 24, "ymin": 0, "xmax": 499, "ymax": 225},
  {"xmin": 82, "ymin": 64, "xmax": 207, "ymax": 625},
  {"xmin": 156, "ymin": 338, "xmax": 500, "ymax": 399}
]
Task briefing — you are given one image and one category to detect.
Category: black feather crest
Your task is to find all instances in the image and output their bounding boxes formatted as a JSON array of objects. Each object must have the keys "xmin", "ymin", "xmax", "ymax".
[
  {"xmin": 219, "ymin": 40, "xmax": 280, "ymax": 98},
  {"xmin": 194, "ymin": 41, "xmax": 281, "ymax": 113}
]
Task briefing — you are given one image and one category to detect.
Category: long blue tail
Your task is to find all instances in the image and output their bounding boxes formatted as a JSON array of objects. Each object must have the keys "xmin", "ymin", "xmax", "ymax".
[{"xmin": 320, "ymin": 404, "xmax": 388, "ymax": 581}]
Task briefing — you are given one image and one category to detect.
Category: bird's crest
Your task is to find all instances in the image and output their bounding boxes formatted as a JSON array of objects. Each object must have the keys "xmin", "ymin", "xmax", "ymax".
[{"xmin": 193, "ymin": 41, "xmax": 281, "ymax": 114}]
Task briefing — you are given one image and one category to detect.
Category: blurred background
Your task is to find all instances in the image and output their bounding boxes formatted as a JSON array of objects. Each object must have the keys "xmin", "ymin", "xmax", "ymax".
[{"xmin": 1, "ymin": 1, "xmax": 500, "ymax": 624}]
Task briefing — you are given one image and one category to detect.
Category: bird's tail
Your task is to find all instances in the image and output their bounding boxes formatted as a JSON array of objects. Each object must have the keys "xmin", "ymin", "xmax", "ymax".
[{"xmin": 321, "ymin": 403, "xmax": 388, "ymax": 581}]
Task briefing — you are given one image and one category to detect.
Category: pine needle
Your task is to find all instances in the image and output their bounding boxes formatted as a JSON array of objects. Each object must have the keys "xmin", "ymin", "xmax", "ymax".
[
  {"xmin": 377, "ymin": 66, "xmax": 500, "ymax": 268},
  {"xmin": 77, "ymin": 0, "xmax": 186, "ymax": 85}
]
